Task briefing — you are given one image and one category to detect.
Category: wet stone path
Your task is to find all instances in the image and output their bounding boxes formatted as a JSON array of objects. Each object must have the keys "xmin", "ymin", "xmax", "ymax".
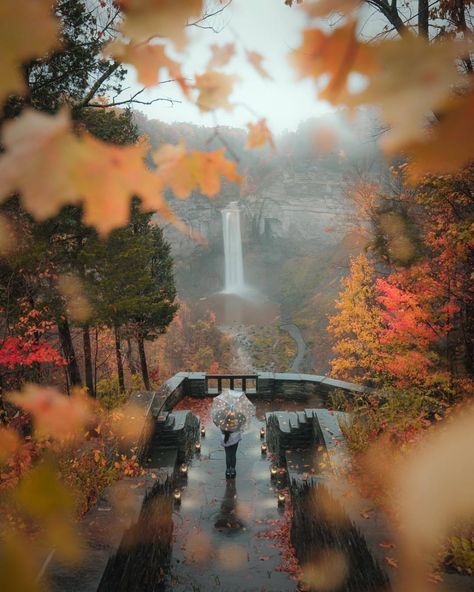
[{"xmin": 168, "ymin": 413, "xmax": 298, "ymax": 592}]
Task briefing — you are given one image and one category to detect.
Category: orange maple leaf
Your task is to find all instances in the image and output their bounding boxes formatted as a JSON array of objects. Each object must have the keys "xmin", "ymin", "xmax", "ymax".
[
  {"xmin": 347, "ymin": 35, "xmax": 470, "ymax": 154},
  {"xmin": 153, "ymin": 140, "xmax": 241, "ymax": 198},
  {"xmin": 207, "ymin": 43, "xmax": 236, "ymax": 69},
  {"xmin": 0, "ymin": 0, "xmax": 59, "ymax": 104},
  {"xmin": 105, "ymin": 41, "xmax": 189, "ymax": 94},
  {"xmin": 384, "ymin": 556, "xmax": 398, "ymax": 569},
  {"xmin": 118, "ymin": 0, "xmax": 203, "ymax": 49},
  {"xmin": 246, "ymin": 118, "xmax": 275, "ymax": 150},
  {"xmin": 0, "ymin": 109, "xmax": 176, "ymax": 235},
  {"xmin": 289, "ymin": 21, "xmax": 377, "ymax": 104},
  {"xmin": 246, "ymin": 51, "xmax": 272, "ymax": 80},
  {"xmin": 195, "ymin": 71, "xmax": 239, "ymax": 112},
  {"xmin": 405, "ymin": 92, "xmax": 474, "ymax": 180},
  {"xmin": 303, "ymin": 0, "xmax": 360, "ymax": 18},
  {"xmin": 8, "ymin": 385, "xmax": 92, "ymax": 440}
]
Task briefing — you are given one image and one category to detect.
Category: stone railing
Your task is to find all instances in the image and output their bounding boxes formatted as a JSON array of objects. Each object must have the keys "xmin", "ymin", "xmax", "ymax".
[{"xmin": 150, "ymin": 371, "xmax": 370, "ymax": 417}]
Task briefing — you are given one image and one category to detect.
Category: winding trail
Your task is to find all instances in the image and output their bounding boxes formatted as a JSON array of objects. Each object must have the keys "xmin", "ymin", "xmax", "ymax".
[{"xmin": 279, "ymin": 323, "xmax": 307, "ymax": 372}]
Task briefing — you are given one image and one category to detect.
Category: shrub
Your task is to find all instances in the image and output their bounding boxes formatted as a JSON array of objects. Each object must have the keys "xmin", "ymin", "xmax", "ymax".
[{"xmin": 96, "ymin": 374, "xmax": 144, "ymax": 409}]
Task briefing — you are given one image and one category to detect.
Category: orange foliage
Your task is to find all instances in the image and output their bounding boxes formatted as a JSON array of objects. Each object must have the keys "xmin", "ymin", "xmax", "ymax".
[
  {"xmin": 0, "ymin": 0, "xmax": 58, "ymax": 104},
  {"xmin": 194, "ymin": 70, "xmax": 239, "ymax": 112},
  {"xmin": 246, "ymin": 118, "xmax": 275, "ymax": 150}
]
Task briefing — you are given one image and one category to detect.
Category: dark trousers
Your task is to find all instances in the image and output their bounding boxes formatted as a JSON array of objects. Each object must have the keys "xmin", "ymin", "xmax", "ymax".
[{"xmin": 224, "ymin": 443, "xmax": 238, "ymax": 469}]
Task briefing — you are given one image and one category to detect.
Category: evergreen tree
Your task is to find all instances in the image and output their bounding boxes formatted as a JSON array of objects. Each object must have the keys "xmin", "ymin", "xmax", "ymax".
[{"xmin": 82, "ymin": 202, "xmax": 177, "ymax": 392}]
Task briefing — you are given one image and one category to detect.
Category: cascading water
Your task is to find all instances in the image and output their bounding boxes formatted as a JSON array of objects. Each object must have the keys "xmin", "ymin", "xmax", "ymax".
[{"xmin": 222, "ymin": 202, "xmax": 245, "ymax": 294}]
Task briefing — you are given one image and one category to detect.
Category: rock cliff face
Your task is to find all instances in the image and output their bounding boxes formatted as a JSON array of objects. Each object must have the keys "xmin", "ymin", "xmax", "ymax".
[
  {"xmin": 162, "ymin": 162, "xmax": 353, "ymax": 264},
  {"xmin": 242, "ymin": 166, "xmax": 353, "ymax": 247}
]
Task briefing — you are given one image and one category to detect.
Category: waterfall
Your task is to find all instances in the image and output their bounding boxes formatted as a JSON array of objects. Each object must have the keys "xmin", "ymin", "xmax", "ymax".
[{"xmin": 222, "ymin": 202, "xmax": 245, "ymax": 294}]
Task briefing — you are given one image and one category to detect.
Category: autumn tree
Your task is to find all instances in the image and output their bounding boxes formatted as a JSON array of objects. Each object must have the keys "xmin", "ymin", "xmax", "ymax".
[{"xmin": 328, "ymin": 253, "xmax": 385, "ymax": 384}]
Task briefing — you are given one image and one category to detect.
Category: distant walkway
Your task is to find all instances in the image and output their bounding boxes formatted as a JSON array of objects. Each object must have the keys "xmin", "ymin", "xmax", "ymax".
[{"xmin": 280, "ymin": 323, "xmax": 307, "ymax": 372}]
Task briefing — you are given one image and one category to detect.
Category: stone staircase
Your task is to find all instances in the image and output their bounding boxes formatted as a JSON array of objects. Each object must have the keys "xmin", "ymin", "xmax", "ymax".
[
  {"xmin": 265, "ymin": 408, "xmax": 349, "ymax": 465},
  {"xmin": 145, "ymin": 410, "xmax": 199, "ymax": 466}
]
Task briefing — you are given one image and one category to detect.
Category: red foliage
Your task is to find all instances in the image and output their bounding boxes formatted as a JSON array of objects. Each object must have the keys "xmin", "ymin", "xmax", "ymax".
[
  {"xmin": 0, "ymin": 336, "xmax": 64, "ymax": 369},
  {"xmin": 173, "ymin": 396, "xmax": 213, "ymax": 426}
]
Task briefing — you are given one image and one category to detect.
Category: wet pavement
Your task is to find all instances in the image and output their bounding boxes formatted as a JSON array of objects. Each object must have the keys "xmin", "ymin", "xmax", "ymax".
[{"xmin": 169, "ymin": 412, "xmax": 298, "ymax": 592}]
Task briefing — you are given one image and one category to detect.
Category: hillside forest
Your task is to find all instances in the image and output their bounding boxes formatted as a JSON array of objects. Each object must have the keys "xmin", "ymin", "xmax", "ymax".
[{"xmin": 0, "ymin": 1, "xmax": 473, "ymax": 591}]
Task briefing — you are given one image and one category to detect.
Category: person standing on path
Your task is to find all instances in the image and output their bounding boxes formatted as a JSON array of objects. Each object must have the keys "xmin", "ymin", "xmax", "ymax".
[{"xmin": 221, "ymin": 425, "xmax": 242, "ymax": 479}]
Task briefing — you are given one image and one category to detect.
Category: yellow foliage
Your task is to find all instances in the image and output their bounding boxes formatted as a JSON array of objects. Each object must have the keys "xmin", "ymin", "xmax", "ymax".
[{"xmin": 328, "ymin": 253, "xmax": 384, "ymax": 383}]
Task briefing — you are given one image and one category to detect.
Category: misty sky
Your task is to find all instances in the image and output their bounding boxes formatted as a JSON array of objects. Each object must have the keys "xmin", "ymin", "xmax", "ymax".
[{"xmin": 122, "ymin": 0, "xmax": 337, "ymax": 134}]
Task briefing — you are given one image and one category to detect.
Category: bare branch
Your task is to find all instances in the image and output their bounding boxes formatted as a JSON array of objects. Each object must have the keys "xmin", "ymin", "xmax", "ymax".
[
  {"xmin": 186, "ymin": 0, "xmax": 233, "ymax": 27},
  {"xmin": 86, "ymin": 96, "xmax": 181, "ymax": 108}
]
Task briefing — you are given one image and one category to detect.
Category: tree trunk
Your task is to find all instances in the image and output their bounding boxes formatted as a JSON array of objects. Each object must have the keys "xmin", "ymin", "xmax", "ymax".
[
  {"xmin": 83, "ymin": 325, "xmax": 95, "ymax": 397},
  {"xmin": 93, "ymin": 327, "xmax": 99, "ymax": 392},
  {"xmin": 126, "ymin": 336, "xmax": 139, "ymax": 375},
  {"xmin": 137, "ymin": 335, "xmax": 151, "ymax": 390},
  {"xmin": 463, "ymin": 303, "xmax": 474, "ymax": 376},
  {"xmin": 114, "ymin": 324, "xmax": 125, "ymax": 392},
  {"xmin": 57, "ymin": 317, "xmax": 82, "ymax": 388},
  {"xmin": 418, "ymin": 0, "xmax": 429, "ymax": 38}
]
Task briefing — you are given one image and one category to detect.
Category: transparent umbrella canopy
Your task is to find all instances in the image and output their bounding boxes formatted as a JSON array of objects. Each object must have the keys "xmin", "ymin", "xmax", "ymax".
[{"xmin": 211, "ymin": 389, "xmax": 255, "ymax": 432}]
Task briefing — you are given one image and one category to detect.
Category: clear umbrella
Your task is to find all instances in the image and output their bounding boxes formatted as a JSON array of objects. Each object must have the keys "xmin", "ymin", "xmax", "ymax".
[{"xmin": 211, "ymin": 389, "xmax": 255, "ymax": 432}]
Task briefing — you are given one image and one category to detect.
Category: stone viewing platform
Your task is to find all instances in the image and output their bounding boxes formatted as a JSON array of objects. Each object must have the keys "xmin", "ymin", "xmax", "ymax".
[{"xmin": 44, "ymin": 373, "xmax": 474, "ymax": 592}]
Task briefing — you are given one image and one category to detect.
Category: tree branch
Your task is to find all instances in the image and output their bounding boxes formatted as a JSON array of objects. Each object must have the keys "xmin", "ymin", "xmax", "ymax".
[
  {"xmin": 76, "ymin": 62, "xmax": 121, "ymax": 109},
  {"xmin": 186, "ymin": 0, "xmax": 233, "ymax": 27},
  {"xmin": 365, "ymin": 0, "xmax": 410, "ymax": 36}
]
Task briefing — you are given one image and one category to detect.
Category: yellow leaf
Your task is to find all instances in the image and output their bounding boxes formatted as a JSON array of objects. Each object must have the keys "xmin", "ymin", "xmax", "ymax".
[
  {"xmin": 118, "ymin": 0, "xmax": 203, "ymax": 49},
  {"xmin": 195, "ymin": 70, "xmax": 239, "ymax": 112},
  {"xmin": 246, "ymin": 118, "xmax": 275, "ymax": 150},
  {"xmin": 207, "ymin": 43, "xmax": 236, "ymax": 69},
  {"xmin": 246, "ymin": 51, "xmax": 272, "ymax": 80},
  {"xmin": 0, "ymin": 109, "xmax": 176, "ymax": 235},
  {"xmin": 0, "ymin": 0, "xmax": 58, "ymax": 104},
  {"xmin": 289, "ymin": 21, "xmax": 377, "ymax": 103},
  {"xmin": 105, "ymin": 40, "xmax": 189, "ymax": 94},
  {"xmin": 16, "ymin": 462, "xmax": 74, "ymax": 518},
  {"xmin": 0, "ymin": 532, "xmax": 40, "ymax": 592},
  {"xmin": 153, "ymin": 140, "xmax": 241, "ymax": 198},
  {"xmin": 16, "ymin": 463, "xmax": 81, "ymax": 562}
]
